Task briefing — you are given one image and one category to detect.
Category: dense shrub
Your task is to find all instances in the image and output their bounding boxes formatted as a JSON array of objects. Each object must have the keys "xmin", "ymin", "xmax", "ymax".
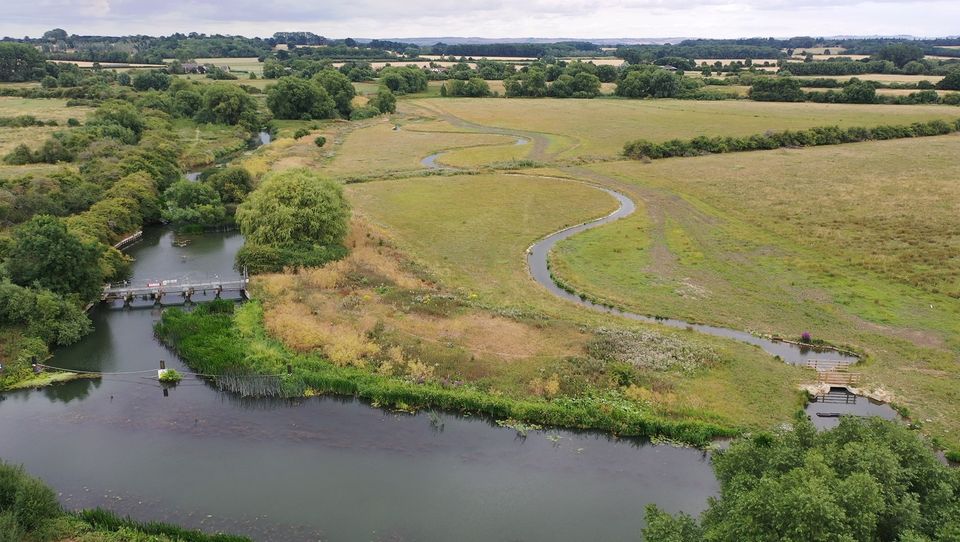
[
  {"xmin": 624, "ymin": 118, "xmax": 960, "ymax": 160},
  {"xmin": 643, "ymin": 416, "xmax": 960, "ymax": 542},
  {"xmin": 445, "ymin": 77, "xmax": 491, "ymax": 97},
  {"xmin": 938, "ymin": 68, "xmax": 960, "ymax": 91},
  {"xmin": 266, "ymin": 76, "xmax": 336, "ymax": 120},
  {"xmin": 235, "ymin": 241, "xmax": 349, "ymax": 274},
  {"xmin": 314, "ymin": 136, "xmax": 327, "ymax": 147},
  {"xmin": 349, "ymin": 105, "xmax": 380, "ymax": 120},
  {"xmin": 615, "ymin": 66, "xmax": 682, "ymax": 98},
  {"xmin": 749, "ymin": 77, "xmax": 804, "ymax": 101}
]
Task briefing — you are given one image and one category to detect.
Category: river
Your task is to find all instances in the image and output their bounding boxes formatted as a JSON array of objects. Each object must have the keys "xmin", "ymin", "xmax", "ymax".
[{"xmin": 0, "ymin": 227, "xmax": 719, "ymax": 541}]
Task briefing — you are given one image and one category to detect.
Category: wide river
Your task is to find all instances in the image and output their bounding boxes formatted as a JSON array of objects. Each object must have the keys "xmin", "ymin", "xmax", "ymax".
[{"xmin": 0, "ymin": 227, "xmax": 719, "ymax": 541}]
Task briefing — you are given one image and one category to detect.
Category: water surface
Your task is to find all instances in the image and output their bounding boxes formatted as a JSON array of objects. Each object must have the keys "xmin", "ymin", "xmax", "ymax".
[{"xmin": 1, "ymin": 226, "xmax": 719, "ymax": 541}]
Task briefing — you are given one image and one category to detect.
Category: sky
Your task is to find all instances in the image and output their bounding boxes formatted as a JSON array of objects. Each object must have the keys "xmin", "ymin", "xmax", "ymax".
[{"xmin": 3, "ymin": 0, "xmax": 959, "ymax": 40}]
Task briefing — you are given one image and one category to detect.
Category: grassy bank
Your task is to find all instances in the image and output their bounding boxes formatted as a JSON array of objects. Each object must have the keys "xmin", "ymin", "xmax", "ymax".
[
  {"xmin": 156, "ymin": 301, "xmax": 737, "ymax": 446},
  {"xmin": 0, "ymin": 459, "xmax": 250, "ymax": 542}
]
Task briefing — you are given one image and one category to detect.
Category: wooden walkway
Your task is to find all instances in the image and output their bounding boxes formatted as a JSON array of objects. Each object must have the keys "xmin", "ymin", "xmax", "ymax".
[{"xmin": 804, "ymin": 358, "xmax": 862, "ymax": 388}]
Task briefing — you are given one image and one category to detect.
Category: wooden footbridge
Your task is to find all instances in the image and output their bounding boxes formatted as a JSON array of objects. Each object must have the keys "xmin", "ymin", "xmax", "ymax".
[
  {"xmin": 805, "ymin": 358, "xmax": 862, "ymax": 387},
  {"xmin": 101, "ymin": 274, "xmax": 249, "ymax": 304}
]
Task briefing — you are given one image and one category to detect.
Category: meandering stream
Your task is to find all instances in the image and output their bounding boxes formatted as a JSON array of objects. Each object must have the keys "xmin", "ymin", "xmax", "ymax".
[{"xmin": 526, "ymin": 185, "xmax": 860, "ymax": 366}]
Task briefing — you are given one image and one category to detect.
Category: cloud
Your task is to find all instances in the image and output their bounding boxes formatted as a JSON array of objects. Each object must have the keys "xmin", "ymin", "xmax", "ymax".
[{"xmin": 3, "ymin": 0, "xmax": 959, "ymax": 39}]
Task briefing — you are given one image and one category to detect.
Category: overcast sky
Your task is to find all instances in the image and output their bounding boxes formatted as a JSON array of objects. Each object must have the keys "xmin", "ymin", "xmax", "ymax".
[{"xmin": 3, "ymin": 0, "xmax": 959, "ymax": 40}]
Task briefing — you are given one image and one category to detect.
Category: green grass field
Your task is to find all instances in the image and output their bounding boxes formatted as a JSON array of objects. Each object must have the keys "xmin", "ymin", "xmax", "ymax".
[
  {"xmin": 408, "ymin": 98, "xmax": 960, "ymax": 162},
  {"xmin": 542, "ymin": 135, "xmax": 960, "ymax": 446},
  {"xmin": 341, "ymin": 173, "xmax": 808, "ymax": 429}
]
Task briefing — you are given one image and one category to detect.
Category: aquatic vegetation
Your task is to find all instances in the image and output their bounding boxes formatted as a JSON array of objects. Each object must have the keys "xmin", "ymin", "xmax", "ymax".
[
  {"xmin": 158, "ymin": 369, "xmax": 183, "ymax": 383},
  {"xmin": 587, "ymin": 327, "xmax": 719, "ymax": 373}
]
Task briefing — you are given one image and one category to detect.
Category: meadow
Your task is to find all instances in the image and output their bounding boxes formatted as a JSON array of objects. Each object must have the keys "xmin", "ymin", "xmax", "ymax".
[
  {"xmin": 237, "ymin": 172, "xmax": 809, "ymax": 431},
  {"xmin": 409, "ymin": 98, "xmax": 960, "ymax": 162},
  {"xmin": 543, "ymin": 135, "xmax": 960, "ymax": 445},
  {"xmin": 0, "ymin": 96, "xmax": 94, "ymax": 122}
]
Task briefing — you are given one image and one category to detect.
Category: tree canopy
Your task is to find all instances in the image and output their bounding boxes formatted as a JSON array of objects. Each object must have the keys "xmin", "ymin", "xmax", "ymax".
[
  {"xmin": 7, "ymin": 215, "xmax": 103, "ymax": 301},
  {"xmin": 161, "ymin": 180, "xmax": 225, "ymax": 228},
  {"xmin": 312, "ymin": 70, "xmax": 356, "ymax": 118},
  {"xmin": 266, "ymin": 76, "xmax": 336, "ymax": 120},
  {"xmin": 643, "ymin": 417, "xmax": 960, "ymax": 542},
  {"xmin": 236, "ymin": 168, "xmax": 348, "ymax": 248},
  {"xmin": 0, "ymin": 43, "xmax": 46, "ymax": 82}
]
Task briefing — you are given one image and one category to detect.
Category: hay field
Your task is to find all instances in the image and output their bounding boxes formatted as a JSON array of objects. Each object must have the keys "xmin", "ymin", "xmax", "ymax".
[
  {"xmin": 795, "ymin": 74, "xmax": 945, "ymax": 84},
  {"xmin": 0, "ymin": 97, "xmax": 94, "ymax": 122}
]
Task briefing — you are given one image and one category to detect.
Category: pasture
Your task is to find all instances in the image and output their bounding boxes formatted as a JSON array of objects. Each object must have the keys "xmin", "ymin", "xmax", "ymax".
[
  {"xmin": 409, "ymin": 98, "xmax": 960, "ymax": 162},
  {"xmin": 0, "ymin": 97, "xmax": 94, "ymax": 122},
  {"xmin": 333, "ymin": 173, "xmax": 807, "ymax": 428},
  {"xmin": 543, "ymin": 135, "xmax": 960, "ymax": 444}
]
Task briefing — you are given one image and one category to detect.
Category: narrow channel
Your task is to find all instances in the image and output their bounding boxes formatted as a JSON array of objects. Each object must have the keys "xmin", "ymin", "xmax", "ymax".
[{"xmin": 526, "ymin": 186, "xmax": 860, "ymax": 365}]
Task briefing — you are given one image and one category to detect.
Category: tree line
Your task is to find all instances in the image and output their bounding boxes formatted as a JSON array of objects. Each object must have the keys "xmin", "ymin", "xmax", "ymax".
[{"xmin": 623, "ymin": 118, "xmax": 960, "ymax": 160}]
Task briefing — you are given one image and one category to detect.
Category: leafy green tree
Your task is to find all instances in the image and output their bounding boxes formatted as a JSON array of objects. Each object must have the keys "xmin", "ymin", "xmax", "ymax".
[
  {"xmin": 313, "ymin": 69, "xmax": 356, "ymax": 117},
  {"xmin": 205, "ymin": 167, "xmax": 253, "ymax": 204},
  {"xmin": 937, "ymin": 68, "xmax": 960, "ymax": 91},
  {"xmin": 642, "ymin": 417, "xmax": 960, "ymax": 542},
  {"xmin": 0, "ymin": 282, "xmax": 92, "ymax": 345},
  {"xmin": 236, "ymin": 168, "xmax": 348, "ymax": 247},
  {"xmin": 197, "ymin": 83, "xmax": 258, "ymax": 126},
  {"xmin": 161, "ymin": 180, "xmax": 225, "ymax": 228},
  {"xmin": 6, "ymin": 215, "xmax": 103, "ymax": 300},
  {"xmin": 616, "ymin": 67, "xmax": 682, "ymax": 98},
  {"xmin": 262, "ymin": 60, "xmax": 286, "ymax": 79},
  {"xmin": 596, "ymin": 64, "xmax": 619, "ymax": 83},
  {"xmin": 0, "ymin": 43, "xmax": 46, "ymax": 82},
  {"xmin": 132, "ymin": 70, "xmax": 171, "ymax": 91},
  {"xmin": 86, "ymin": 100, "xmax": 146, "ymax": 143},
  {"xmin": 748, "ymin": 77, "xmax": 805, "ymax": 102},
  {"xmin": 874, "ymin": 43, "xmax": 925, "ymax": 68},
  {"xmin": 369, "ymin": 88, "xmax": 396, "ymax": 113},
  {"xmin": 841, "ymin": 79, "xmax": 878, "ymax": 104},
  {"xmin": 266, "ymin": 76, "xmax": 336, "ymax": 120},
  {"xmin": 446, "ymin": 77, "xmax": 491, "ymax": 97}
]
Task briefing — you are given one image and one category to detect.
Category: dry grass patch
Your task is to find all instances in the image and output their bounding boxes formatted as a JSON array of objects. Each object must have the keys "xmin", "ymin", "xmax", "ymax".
[{"xmin": 0, "ymin": 97, "xmax": 93, "ymax": 122}]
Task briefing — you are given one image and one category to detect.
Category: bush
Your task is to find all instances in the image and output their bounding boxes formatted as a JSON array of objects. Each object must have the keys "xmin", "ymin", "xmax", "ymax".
[
  {"xmin": 314, "ymin": 136, "xmax": 326, "ymax": 147},
  {"xmin": 293, "ymin": 127, "xmax": 310, "ymax": 139},
  {"xmin": 937, "ymin": 68, "xmax": 960, "ymax": 91},
  {"xmin": 66, "ymin": 117, "xmax": 80, "ymax": 127},
  {"xmin": 235, "ymin": 241, "xmax": 348, "ymax": 274},
  {"xmin": 749, "ymin": 77, "xmax": 804, "ymax": 101},
  {"xmin": 159, "ymin": 369, "xmax": 183, "ymax": 383},
  {"xmin": 349, "ymin": 106, "xmax": 380, "ymax": 120}
]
